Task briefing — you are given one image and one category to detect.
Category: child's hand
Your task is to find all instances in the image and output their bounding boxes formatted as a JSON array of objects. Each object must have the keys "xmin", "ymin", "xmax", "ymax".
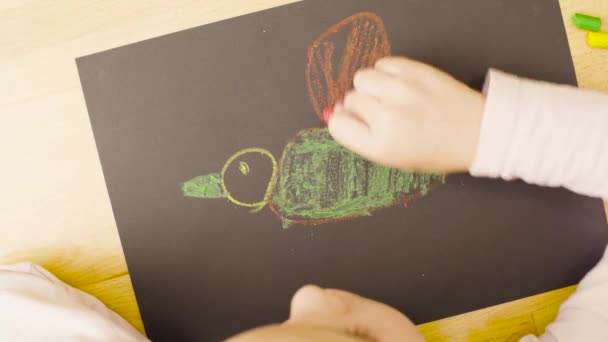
[
  {"xmin": 328, "ymin": 57, "xmax": 484, "ymax": 173},
  {"xmin": 228, "ymin": 285, "xmax": 425, "ymax": 342}
]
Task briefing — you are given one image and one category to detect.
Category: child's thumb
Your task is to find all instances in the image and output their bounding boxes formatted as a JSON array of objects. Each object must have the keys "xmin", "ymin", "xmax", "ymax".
[{"xmin": 288, "ymin": 286, "xmax": 425, "ymax": 342}]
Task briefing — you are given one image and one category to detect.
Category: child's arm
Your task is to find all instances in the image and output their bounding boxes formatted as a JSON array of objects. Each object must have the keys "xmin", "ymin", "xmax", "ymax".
[
  {"xmin": 0, "ymin": 262, "xmax": 148, "ymax": 341},
  {"xmin": 328, "ymin": 57, "xmax": 608, "ymax": 199},
  {"xmin": 472, "ymin": 69, "xmax": 608, "ymax": 199},
  {"xmin": 482, "ymin": 70, "xmax": 608, "ymax": 341},
  {"xmin": 328, "ymin": 57, "xmax": 608, "ymax": 341}
]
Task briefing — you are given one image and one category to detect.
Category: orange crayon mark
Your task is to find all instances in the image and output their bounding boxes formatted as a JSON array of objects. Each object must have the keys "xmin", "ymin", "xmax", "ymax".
[
  {"xmin": 306, "ymin": 12, "xmax": 392, "ymax": 121},
  {"xmin": 268, "ymin": 183, "xmax": 444, "ymax": 229}
]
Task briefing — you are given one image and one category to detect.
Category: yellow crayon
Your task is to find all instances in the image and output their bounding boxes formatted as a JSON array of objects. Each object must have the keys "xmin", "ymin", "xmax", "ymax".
[{"xmin": 587, "ymin": 31, "xmax": 608, "ymax": 49}]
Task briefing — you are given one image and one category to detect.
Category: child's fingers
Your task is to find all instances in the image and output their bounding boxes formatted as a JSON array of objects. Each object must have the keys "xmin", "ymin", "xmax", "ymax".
[
  {"xmin": 375, "ymin": 56, "xmax": 437, "ymax": 79},
  {"xmin": 343, "ymin": 91, "xmax": 383, "ymax": 126},
  {"xmin": 376, "ymin": 56, "xmax": 457, "ymax": 90},
  {"xmin": 288, "ymin": 286, "xmax": 425, "ymax": 342},
  {"xmin": 353, "ymin": 69, "xmax": 420, "ymax": 105},
  {"xmin": 322, "ymin": 289, "xmax": 426, "ymax": 342},
  {"xmin": 328, "ymin": 109, "xmax": 376, "ymax": 159}
]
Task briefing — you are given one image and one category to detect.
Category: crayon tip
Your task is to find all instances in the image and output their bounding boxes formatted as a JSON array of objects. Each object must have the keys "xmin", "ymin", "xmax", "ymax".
[{"xmin": 322, "ymin": 106, "xmax": 334, "ymax": 125}]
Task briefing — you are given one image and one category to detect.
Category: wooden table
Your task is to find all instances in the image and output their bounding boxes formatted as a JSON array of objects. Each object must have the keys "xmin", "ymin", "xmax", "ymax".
[{"xmin": 1, "ymin": 1, "xmax": 606, "ymax": 340}]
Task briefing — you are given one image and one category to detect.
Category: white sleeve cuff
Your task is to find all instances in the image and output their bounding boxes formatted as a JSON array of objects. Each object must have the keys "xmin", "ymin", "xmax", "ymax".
[
  {"xmin": 471, "ymin": 69, "xmax": 608, "ymax": 199},
  {"xmin": 471, "ymin": 69, "xmax": 521, "ymax": 180},
  {"xmin": 0, "ymin": 262, "xmax": 148, "ymax": 341}
]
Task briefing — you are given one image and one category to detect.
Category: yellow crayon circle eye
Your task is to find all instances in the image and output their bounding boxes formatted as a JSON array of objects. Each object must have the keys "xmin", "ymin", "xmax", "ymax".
[
  {"xmin": 221, "ymin": 148, "xmax": 277, "ymax": 210},
  {"xmin": 239, "ymin": 161, "xmax": 250, "ymax": 176}
]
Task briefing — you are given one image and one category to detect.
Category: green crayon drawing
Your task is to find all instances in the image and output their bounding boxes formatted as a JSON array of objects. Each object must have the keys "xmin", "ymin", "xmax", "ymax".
[
  {"xmin": 272, "ymin": 129, "xmax": 442, "ymax": 220},
  {"xmin": 181, "ymin": 12, "xmax": 446, "ymax": 228},
  {"xmin": 182, "ymin": 173, "xmax": 224, "ymax": 199},
  {"xmin": 182, "ymin": 129, "xmax": 444, "ymax": 228}
]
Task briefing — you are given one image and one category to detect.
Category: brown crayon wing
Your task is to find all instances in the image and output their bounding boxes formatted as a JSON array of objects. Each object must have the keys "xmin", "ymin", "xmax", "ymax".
[{"xmin": 306, "ymin": 12, "xmax": 392, "ymax": 121}]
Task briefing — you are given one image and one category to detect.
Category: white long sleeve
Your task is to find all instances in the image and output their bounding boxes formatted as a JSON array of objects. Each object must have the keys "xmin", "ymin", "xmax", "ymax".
[
  {"xmin": 472, "ymin": 69, "xmax": 608, "ymax": 342},
  {"xmin": 471, "ymin": 69, "xmax": 608, "ymax": 200},
  {"xmin": 0, "ymin": 262, "xmax": 149, "ymax": 342}
]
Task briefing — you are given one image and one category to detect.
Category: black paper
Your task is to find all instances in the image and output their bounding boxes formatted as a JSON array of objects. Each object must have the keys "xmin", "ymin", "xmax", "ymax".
[{"xmin": 77, "ymin": 0, "xmax": 608, "ymax": 341}]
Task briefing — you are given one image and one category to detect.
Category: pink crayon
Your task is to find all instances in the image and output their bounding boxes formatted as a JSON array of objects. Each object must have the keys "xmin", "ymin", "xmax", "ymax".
[
  {"xmin": 322, "ymin": 106, "xmax": 334, "ymax": 124},
  {"xmin": 322, "ymin": 102, "xmax": 342, "ymax": 125}
]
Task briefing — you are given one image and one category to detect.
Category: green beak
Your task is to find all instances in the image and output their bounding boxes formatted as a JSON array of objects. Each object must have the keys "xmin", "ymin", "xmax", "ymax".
[{"xmin": 182, "ymin": 173, "xmax": 225, "ymax": 199}]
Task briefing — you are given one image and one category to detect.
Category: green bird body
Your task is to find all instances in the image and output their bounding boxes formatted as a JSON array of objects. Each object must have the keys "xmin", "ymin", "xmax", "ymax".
[
  {"xmin": 183, "ymin": 128, "xmax": 444, "ymax": 228},
  {"xmin": 268, "ymin": 128, "xmax": 444, "ymax": 226}
]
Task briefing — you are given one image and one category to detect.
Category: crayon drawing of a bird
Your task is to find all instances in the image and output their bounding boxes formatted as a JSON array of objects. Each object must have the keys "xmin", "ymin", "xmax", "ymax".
[{"xmin": 182, "ymin": 13, "xmax": 445, "ymax": 228}]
